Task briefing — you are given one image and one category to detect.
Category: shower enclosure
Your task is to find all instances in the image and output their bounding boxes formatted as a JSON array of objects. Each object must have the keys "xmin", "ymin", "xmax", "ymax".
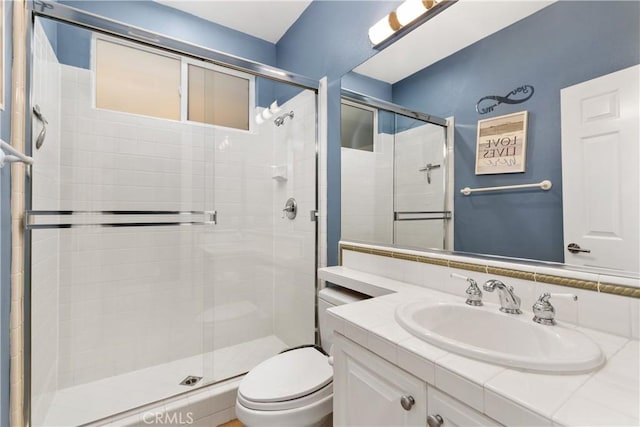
[{"xmin": 27, "ymin": 7, "xmax": 318, "ymax": 426}]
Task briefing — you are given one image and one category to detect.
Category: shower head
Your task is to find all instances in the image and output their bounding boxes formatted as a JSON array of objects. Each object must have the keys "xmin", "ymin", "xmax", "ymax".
[{"xmin": 274, "ymin": 111, "xmax": 294, "ymax": 127}]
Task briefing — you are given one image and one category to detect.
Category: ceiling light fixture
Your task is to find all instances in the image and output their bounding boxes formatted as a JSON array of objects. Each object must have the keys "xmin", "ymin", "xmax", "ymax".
[
  {"xmin": 369, "ymin": 0, "xmax": 457, "ymax": 49},
  {"xmin": 368, "ymin": 11, "xmax": 402, "ymax": 46}
]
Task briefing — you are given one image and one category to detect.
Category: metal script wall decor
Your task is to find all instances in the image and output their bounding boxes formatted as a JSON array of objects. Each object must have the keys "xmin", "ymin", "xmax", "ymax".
[{"xmin": 476, "ymin": 85, "xmax": 535, "ymax": 114}]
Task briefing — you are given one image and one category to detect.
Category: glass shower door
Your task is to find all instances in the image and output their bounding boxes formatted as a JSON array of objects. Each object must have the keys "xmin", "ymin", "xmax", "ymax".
[
  {"xmin": 393, "ymin": 117, "xmax": 449, "ymax": 249},
  {"xmin": 201, "ymin": 78, "xmax": 318, "ymax": 385},
  {"xmin": 29, "ymin": 18, "xmax": 209, "ymax": 426}
]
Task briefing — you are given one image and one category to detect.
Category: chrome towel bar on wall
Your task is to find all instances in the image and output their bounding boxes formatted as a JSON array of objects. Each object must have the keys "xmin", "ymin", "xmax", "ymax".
[{"xmin": 460, "ymin": 180, "xmax": 552, "ymax": 196}]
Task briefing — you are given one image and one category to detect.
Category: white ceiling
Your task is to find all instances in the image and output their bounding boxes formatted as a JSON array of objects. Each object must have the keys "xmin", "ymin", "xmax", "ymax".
[
  {"xmin": 155, "ymin": 0, "xmax": 312, "ymax": 43},
  {"xmin": 354, "ymin": 0, "xmax": 556, "ymax": 84}
]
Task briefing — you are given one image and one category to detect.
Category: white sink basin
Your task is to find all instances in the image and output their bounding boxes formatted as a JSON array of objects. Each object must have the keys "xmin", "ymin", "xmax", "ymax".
[{"xmin": 395, "ymin": 301, "xmax": 605, "ymax": 373}]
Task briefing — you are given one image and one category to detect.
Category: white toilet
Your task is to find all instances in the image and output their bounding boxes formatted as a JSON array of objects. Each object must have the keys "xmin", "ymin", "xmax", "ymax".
[{"xmin": 235, "ymin": 286, "xmax": 367, "ymax": 427}]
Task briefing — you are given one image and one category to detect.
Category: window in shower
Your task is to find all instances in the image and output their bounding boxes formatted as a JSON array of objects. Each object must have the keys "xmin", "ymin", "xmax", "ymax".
[
  {"xmin": 188, "ymin": 64, "xmax": 250, "ymax": 130},
  {"xmin": 95, "ymin": 38, "xmax": 181, "ymax": 120},
  {"xmin": 94, "ymin": 37, "xmax": 254, "ymax": 131},
  {"xmin": 341, "ymin": 100, "xmax": 376, "ymax": 151}
]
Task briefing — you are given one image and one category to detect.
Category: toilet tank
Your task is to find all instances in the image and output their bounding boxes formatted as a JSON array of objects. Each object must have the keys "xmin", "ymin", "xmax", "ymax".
[{"xmin": 318, "ymin": 286, "xmax": 369, "ymax": 351}]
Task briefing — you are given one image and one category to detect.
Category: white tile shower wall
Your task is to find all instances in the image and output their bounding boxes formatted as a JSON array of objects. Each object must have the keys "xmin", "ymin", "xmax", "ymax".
[
  {"xmin": 341, "ymin": 132, "xmax": 393, "ymax": 245},
  {"xmin": 272, "ymin": 89, "xmax": 318, "ymax": 347},
  {"xmin": 52, "ymin": 64, "xmax": 303, "ymax": 388},
  {"xmin": 30, "ymin": 21, "xmax": 62, "ymax": 427},
  {"xmin": 341, "ymin": 247, "xmax": 639, "ymax": 338}
]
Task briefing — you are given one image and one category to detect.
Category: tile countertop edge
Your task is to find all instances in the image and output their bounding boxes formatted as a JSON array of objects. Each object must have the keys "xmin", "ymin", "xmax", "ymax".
[{"xmin": 321, "ymin": 266, "xmax": 639, "ymax": 427}]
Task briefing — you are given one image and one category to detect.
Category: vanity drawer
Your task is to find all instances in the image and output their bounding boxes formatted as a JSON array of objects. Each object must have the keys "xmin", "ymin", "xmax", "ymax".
[{"xmin": 427, "ymin": 386, "xmax": 501, "ymax": 427}]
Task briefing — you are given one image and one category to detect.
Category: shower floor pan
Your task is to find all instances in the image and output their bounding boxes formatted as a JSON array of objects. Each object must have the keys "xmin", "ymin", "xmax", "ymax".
[{"xmin": 40, "ymin": 335, "xmax": 287, "ymax": 427}]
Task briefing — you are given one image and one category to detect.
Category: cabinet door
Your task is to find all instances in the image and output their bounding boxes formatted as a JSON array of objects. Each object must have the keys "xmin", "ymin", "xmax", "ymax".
[
  {"xmin": 427, "ymin": 386, "xmax": 501, "ymax": 427},
  {"xmin": 333, "ymin": 334, "xmax": 427, "ymax": 427}
]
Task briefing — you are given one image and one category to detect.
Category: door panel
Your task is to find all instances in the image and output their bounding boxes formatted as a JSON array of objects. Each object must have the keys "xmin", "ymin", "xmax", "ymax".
[{"xmin": 561, "ymin": 65, "xmax": 639, "ymax": 272}]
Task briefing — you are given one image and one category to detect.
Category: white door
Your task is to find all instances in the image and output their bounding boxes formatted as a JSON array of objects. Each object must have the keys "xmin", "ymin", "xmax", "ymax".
[
  {"xmin": 561, "ymin": 65, "xmax": 640, "ymax": 272},
  {"xmin": 333, "ymin": 334, "xmax": 427, "ymax": 427}
]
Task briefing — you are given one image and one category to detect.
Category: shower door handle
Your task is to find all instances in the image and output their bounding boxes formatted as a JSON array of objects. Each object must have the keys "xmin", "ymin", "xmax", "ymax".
[
  {"xmin": 25, "ymin": 210, "xmax": 219, "ymax": 229},
  {"xmin": 205, "ymin": 211, "xmax": 217, "ymax": 225},
  {"xmin": 418, "ymin": 163, "xmax": 440, "ymax": 184}
]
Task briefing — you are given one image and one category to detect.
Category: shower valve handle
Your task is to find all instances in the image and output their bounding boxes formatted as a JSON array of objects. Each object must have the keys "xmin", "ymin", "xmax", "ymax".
[{"xmin": 282, "ymin": 198, "xmax": 297, "ymax": 220}]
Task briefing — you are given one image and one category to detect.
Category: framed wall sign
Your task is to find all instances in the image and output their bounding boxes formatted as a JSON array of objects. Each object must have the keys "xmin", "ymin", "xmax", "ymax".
[{"xmin": 475, "ymin": 111, "xmax": 528, "ymax": 175}]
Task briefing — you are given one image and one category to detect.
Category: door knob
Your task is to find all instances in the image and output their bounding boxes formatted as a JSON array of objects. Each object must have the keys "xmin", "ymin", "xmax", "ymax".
[
  {"xmin": 567, "ymin": 243, "xmax": 591, "ymax": 254},
  {"xmin": 400, "ymin": 395, "xmax": 415, "ymax": 411},
  {"xmin": 427, "ymin": 414, "xmax": 444, "ymax": 427}
]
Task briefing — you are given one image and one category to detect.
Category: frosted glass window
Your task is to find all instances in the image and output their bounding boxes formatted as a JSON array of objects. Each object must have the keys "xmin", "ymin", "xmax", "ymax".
[
  {"xmin": 95, "ymin": 39, "xmax": 181, "ymax": 120},
  {"xmin": 341, "ymin": 103, "xmax": 374, "ymax": 151},
  {"xmin": 188, "ymin": 65, "xmax": 250, "ymax": 130}
]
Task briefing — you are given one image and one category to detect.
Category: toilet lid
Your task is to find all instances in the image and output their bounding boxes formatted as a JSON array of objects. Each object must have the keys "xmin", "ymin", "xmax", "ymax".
[{"xmin": 238, "ymin": 347, "xmax": 333, "ymax": 403}]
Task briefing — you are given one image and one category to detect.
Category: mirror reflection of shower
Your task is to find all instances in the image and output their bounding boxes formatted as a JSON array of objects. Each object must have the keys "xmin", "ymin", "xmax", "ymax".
[
  {"xmin": 274, "ymin": 111, "xmax": 294, "ymax": 127},
  {"xmin": 339, "ymin": 93, "xmax": 451, "ymax": 251}
]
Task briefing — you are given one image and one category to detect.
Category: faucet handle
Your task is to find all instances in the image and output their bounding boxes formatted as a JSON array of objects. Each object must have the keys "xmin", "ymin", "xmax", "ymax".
[
  {"xmin": 533, "ymin": 293, "xmax": 556, "ymax": 325},
  {"xmin": 450, "ymin": 273, "xmax": 483, "ymax": 306},
  {"xmin": 532, "ymin": 292, "xmax": 577, "ymax": 325}
]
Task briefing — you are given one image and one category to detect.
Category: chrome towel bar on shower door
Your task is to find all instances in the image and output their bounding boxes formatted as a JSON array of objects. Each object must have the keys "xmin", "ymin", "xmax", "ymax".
[
  {"xmin": 25, "ymin": 210, "xmax": 217, "ymax": 230},
  {"xmin": 394, "ymin": 211, "xmax": 452, "ymax": 221}
]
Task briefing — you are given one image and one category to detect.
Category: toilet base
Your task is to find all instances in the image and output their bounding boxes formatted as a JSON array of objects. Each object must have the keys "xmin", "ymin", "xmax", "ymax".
[{"xmin": 235, "ymin": 394, "xmax": 332, "ymax": 427}]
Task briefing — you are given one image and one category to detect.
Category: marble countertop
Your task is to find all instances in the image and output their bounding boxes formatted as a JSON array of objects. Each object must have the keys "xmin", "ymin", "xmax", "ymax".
[{"xmin": 319, "ymin": 266, "xmax": 640, "ymax": 427}]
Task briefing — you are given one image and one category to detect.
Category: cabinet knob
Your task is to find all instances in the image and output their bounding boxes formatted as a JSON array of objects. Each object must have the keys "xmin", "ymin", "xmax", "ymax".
[
  {"xmin": 427, "ymin": 414, "xmax": 444, "ymax": 427},
  {"xmin": 400, "ymin": 395, "xmax": 415, "ymax": 411}
]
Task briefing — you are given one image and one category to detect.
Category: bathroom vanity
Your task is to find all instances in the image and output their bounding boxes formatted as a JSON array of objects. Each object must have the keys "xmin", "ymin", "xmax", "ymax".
[
  {"xmin": 321, "ymin": 242, "xmax": 640, "ymax": 426},
  {"xmin": 334, "ymin": 333, "xmax": 499, "ymax": 426}
]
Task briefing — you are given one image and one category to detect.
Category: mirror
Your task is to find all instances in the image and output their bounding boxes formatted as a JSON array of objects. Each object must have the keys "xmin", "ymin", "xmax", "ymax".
[{"xmin": 340, "ymin": 0, "xmax": 640, "ymax": 275}]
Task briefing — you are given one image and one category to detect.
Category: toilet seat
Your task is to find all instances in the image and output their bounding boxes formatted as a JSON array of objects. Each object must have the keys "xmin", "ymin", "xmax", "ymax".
[{"xmin": 238, "ymin": 347, "xmax": 333, "ymax": 411}]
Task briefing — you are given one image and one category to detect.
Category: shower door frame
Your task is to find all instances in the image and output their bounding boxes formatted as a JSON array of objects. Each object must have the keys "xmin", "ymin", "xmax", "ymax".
[{"xmin": 23, "ymin": 2, "xmax": 321, "ymax": 426}]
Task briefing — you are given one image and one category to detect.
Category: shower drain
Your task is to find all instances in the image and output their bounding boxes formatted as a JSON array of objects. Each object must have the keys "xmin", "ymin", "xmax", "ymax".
[{"xmin": 179, "ymin": 376, "xmax": 202, "ymax": 386}]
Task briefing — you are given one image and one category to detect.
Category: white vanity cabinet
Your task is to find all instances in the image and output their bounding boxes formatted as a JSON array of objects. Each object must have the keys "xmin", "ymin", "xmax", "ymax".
[
  {"xmin": 333, "ymin": 333, "xmax": 502, "ymax": 427},
  {"xmin": 333, "ymin": 334, "xmax": 427, "ymax": 426}
]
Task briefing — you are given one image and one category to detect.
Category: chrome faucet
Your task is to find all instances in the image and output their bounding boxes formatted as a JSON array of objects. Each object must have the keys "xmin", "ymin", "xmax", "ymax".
[{"xmin": 483, "ymin": 279, "xmax": 522, "ymax": 314}]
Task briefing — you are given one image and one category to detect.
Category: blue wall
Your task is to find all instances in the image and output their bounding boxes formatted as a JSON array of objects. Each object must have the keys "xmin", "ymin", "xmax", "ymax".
[
  {"xmin": 1, "ymin": 1, "xmax": 13, "ymax": 424},
  {"xmin": 392, "ymin": 1, "xmax": 640, "ymax": 262},
  {"xmin": 59, "ymin": 0, "xmax": 276, "ymax": 67},
  {"xmin": 277, "ymin": 0, "xmax": 401, "ymax": 265},
  {"xmin": 342, "ymin": 71, "xmax": 392, "ymax": 102}
]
